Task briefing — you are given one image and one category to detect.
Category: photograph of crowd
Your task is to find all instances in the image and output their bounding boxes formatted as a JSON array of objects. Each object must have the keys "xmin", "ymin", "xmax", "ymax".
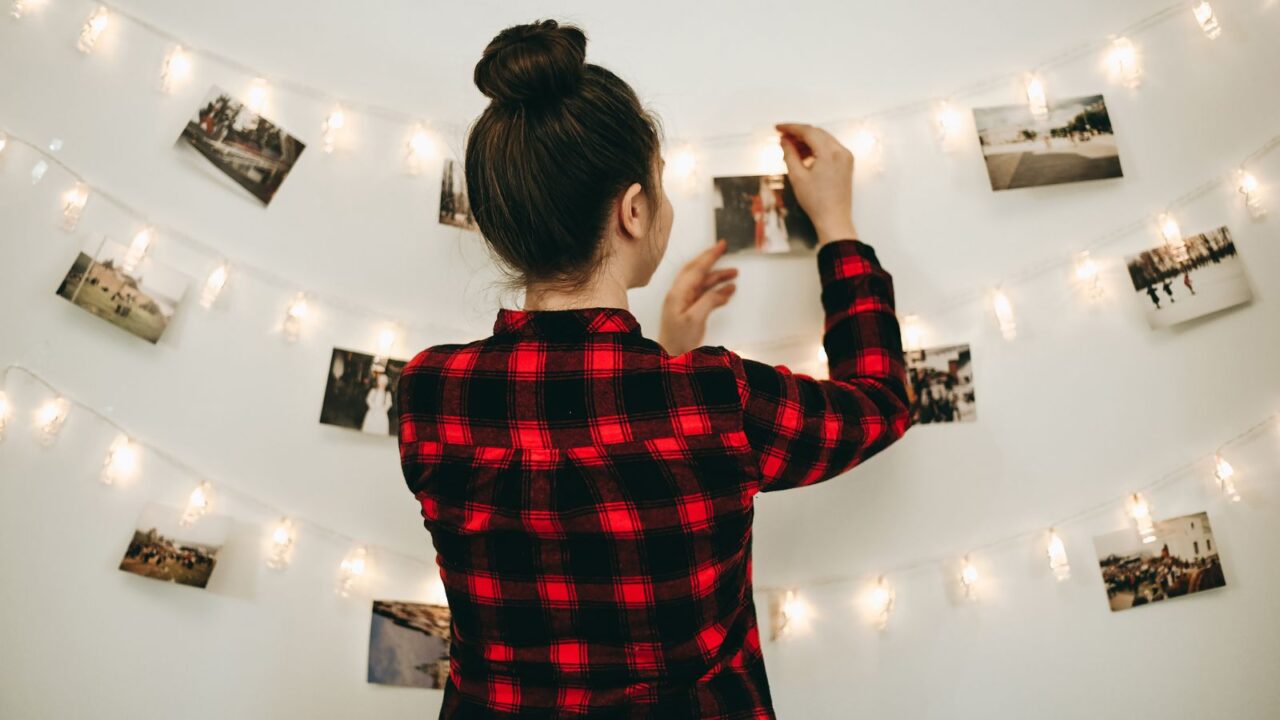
[
  {"xmin": 713, "ymin": 174, "xmax": 818, "ymax": 254},
  {"xmin": 54, "ymin": 237, "xmax": 188, "ymax": 344},
  {"xmin": 973, "ymin": 94, "xmax": 1123, "ymax": 191},
  {"xmin": 905, "ymin": 344, "xmax": 976, "ymax": 424},
  {"xmin": 320, "ymin": 348, "xmax": 407, "ymax": 436},
  {"xmin": 1093, "ymin": 511, "xmax": 1226, "ymax": 612},
  {"xmin": 1125, "ymin": 226, "xmax": 1252, "ymax": 329},
  {"xmin": 368, "ymin": 600, "xmax": 452, "ymax": 689},
  {"xmin": 176, "ymin": 86, "xmax": 306, "ymax": 206},
  {"xmin": 118, "ymin": 503, "xmax": 229, "ymax": 590},
  {"xmin": 439, "ymin": 159, "xmax": 478, "ymax": 231}
]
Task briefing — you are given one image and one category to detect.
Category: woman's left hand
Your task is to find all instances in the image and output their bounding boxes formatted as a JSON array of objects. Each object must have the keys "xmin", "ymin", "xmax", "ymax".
[{"xmin": 658, "ymin": 239, "xmax": 738, "ymax": 356}]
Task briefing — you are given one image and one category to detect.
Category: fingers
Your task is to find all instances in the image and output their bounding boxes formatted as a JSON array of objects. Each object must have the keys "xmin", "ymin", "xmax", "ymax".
[
  {"xmin": 776, "ymin": 123, "xmax": 842, "ymax": 156},
  {"xmin": 690, "ymin": 282, "xmax": 737, "ymax": 318},
  {"xmin": 698, "ymin": 267, "xmax": 739, "ymax": 292},
  {"xmin": 682, "ymin": 238, "xmax": 729, "ymax": 276}
]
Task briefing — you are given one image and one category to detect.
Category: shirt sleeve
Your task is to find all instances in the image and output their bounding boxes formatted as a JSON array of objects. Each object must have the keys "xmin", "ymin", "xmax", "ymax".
[{"xmin": 732, "ymin": 239, "xmax": 912, "ymax": 494}]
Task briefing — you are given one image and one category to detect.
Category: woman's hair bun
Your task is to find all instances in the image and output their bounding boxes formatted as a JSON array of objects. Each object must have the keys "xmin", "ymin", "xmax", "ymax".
[{"xmin": 474, "ymin": 20, "xmax": 587, "ymax": 107}]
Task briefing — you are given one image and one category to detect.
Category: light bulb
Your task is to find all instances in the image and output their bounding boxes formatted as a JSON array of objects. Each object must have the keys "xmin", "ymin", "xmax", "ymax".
[
  {"xmin": 1024, "ymin": 74, "xmax": 1049, "ymax": 121},
  {"xmin": 200, "ymin": 264, "xmax": 230, "ymax": 309},
  {"xmin": 266, "ymin": 517, "xmax": 296, "ymax": 569},
  {"xmin": 282, "ymin": 293, "xmax": 309, "ymax": 342},
  {"xmin": 1236, "ymin": 169, "xmax": 1265, "ymax": 218},
  {"xmin": 758, "ymin": 135, "xmax": 786, "ymax": 173},
  {"xmin": 959, "ymin": 556, "xmax": 980, "ymax": 599},
  {"xmin": 337, "ymin": 545, "xmax": 370, "ymax": 597},
  {"xmin": 774, "ymin": 589, "xmax": 809, "ymax": 639},
  {"xmin": 101, "ymin": 435, "xmax": 140, "ymax": 485},
  {"xmin": 850, "ymin": 125, "xmax": 881, "ymax": 164},
  {"xmin": 1214, "ymin": 454, "xmax": 1240, "ymax": 502},
  {"xmin": 375, "ymin": 324, "xmax": 400, "ymax": 358},
  {"xmin": 30, "ymin": 160, "xmax": 49, "ymax": 184},
  {"xmin": 61, "ymin": 183, "xmax": 90, "ymax": 231},
  {"xmin": 901, "ymin": 314, "xmax": 925, "ymax": 352},
  {"xmin": 1128, "ymin": 493, "xmax": 1156, "ymax": 544},
  {"xmin": 934, "ymin": 101, "xmax": 965, "ymax": 148},
  {"xmin": 863, "ymin": 577, "xmax": 895, "ymax": 630},
  {"xmin": 321, "ymin": 105, "xmax": 346, "ymax": 153},
  {"xmin": 1047, "ymin": 530, "xmax": 1071, "ymax": 581},
  {"xmin": 1106, "ymin": 37, "xmax": 1143, "ymax": 88},
  {"xmin": 406, "ymin": 124, "xmax": 437, "ymax": 175},
  {"xmin": 246, "ymin": 78, "xmax": 269, "ymax": 114},
  {"xmin": 180, "ymin": 481, "xmax": 213, "ymax": 526},
  {"xmin": 1192, "ymin": 2, "xmax": 1222, "ymax": 40},
  {"xmin": 160, "ymin": 45, "xmax": 192, "ymax": 94},
  {"xmin": 1158, "ymin": 213, "xmax": 1190, "ymax": 263},
  {"xmin": 0, "ymin": 131, "xmax": 8, "ymax": 154},
  {"xmin": 11, "ymin": 0, "xmax": 43, "ymax": 20},
  {"xmin": 34, "ymin": 397, "xmax": 70, "ymax": 445},
  {"xmin": 0, "ymin": 391, "xmax": 11, "ymax": 442},
  {"xmin": 991, "ymin": 289, "xmax": 1017, "ymax": 341},
  {"xmin": 1074, "ymin": 251, "xmax": 1103, "ymax": 301},
  {"xmin": 668, "ymin": 145, "xmax": 698, "ymax": 188},
  {"xmin": 77, "ymin": 6, "xmax": 109, "ymax": 54},
  {"xmin": 122, "ymin": 228, "xmax": 154, "ymax": 274}
]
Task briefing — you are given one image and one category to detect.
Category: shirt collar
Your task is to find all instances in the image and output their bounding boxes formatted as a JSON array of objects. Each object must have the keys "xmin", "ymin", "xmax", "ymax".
[{"xmin": 493, "ymin": 307, "xmax": 643, "ymax": 338}]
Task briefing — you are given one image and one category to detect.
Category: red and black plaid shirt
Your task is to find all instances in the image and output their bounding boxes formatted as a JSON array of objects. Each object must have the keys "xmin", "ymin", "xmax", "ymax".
[{"xmin": 398, "ymin": 239, "xmax": 911, "ymax": 718}]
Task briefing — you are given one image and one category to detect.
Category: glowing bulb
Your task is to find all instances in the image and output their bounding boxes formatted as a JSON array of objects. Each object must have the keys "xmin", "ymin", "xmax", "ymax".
[
  {"xmin": 991, "ymin": 289, "xmax": 1017, "ymax": 341},
  {"xmin": 0, "ymin": 131, "xmax": 8, "ymax": 154},
  {"xmin": 1047, "ymin": 530, "xmax": 1071, "ymax": 581},
  {"xmin": 901, "ymin": 314, "xmax": 925, "ymax": 352},
  {"xmin": 375, "ymin": 324, "xmax": 400, "ymax": 358},
  {"xmin": 246, "ymin": 78, "xmax": 269, "ymax": 114},
  {"xmin": 34, "ymin": 397, "xmax": 70, "ymax": 445},
  {"xmin": 959, "ymin": 556, "xmax": 980, "ymax": 599},
  {"xmin": 1192, "ymin": 2, "xmax": 1221, "ymax": 40},
  {"xmin": 321, "ymin": 105, "xmax": 346, "ymax": 153},
  {"xmin": 281, "ymin": 293, "xmax": 309, "ymax": 342},
  {"xmin": 1237, "ymin": 169, "xmax": 1265, "ymax": 218},
  {"xmin": 1214, "ymin": 454, "xmax": 1240, "ymax": 502},
  {"xmin": 31, "ymin": 160, "xmax": 49, "ymax": 184},
  {"xmin": 1024, "ymin": 74, "xmax": 1049, "ymax": 121},
  {"xmin": 337, "ymin": 545, "xmax": 370, "ymax": 597},
  {"xmin": 758, "ymin": 135, "xmax": 786, "ymax": 173},
  {"xmin": 101, "ymin": 435, "xmax": 140, "ymax": 485},
  {"xmin": 1158, "ymin": 214, "xmax": 1182, "ymax": 244},
  {"xmin": 77, "ymin": 6, "xmax": 109, "ymax": 54},
  {"xmin": 10, "ymin": 0, "xmax": 43, "ymax": 20},
  {"xmin": 0, "ymin": 391, "xmax": 11, "ymax": 442},
  {"xmin": 774, "ymin": 589, "xmax": 809, "ymax": 639},
  {"xmin": 122, "ymin": 228, "xmax": 153, "ymax": 274},
  {"xmin": 266, "ymin": 517, "xmax": 296, "ymax": 569},
  {"xmin": 934, "ymin": 101, "xmax": 965, "ymax": 148},
  {"xmin": 61, "ymin": 182, "xmax": 90, "ymax": 231},
  {"xmin": 160, "ymin": 45, "xmax": 192, "ymax": 94},
  {"xmin": 1127, "ymin": 493, "xmax": 1156, "ymax": 544},
  {"xmin": 406, "ymin": 124, "xmax": 437, "ymax": 175},
  {"xmin": 180, "ymin": 481, "xmax": 213, "ymax": 526},
  {"xmin": 200, "ymin": 264, "xmax": 230, "ymax": 309},
  {"xmin": 863, "ymin": 577, "xmax": 895, "ymax": 630},
  {"xmin": 1074, "ymin": 251, "xmax": 1103, "ymax": 301},
  {"xmin": 1106, "ymin": 37, "xmax": 1143, "ymax": 88},
  {"xmin": 849, "ymin": 125, "xmax": 881, "ymax": 163},
  {"xmin": 668, "ymin": 145, "xmax": 698, "ymax": 188}
]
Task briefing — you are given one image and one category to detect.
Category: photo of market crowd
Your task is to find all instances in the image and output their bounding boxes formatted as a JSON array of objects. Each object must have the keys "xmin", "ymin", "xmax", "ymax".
[{"xmin": 1094, "ymin": 512, "xmax": 1226, "ymax": 612}]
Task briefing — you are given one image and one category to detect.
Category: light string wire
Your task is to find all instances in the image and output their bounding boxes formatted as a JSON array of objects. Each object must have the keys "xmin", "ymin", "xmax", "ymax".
[
  {"xmin": 0, "ymin": 123, "xmax": 479, "ymax": 343},
  {"xmin": 756, "ymin": 412, "xmax": 1280, "ymax": 594},
  {"xmin": 0, "ymin": 362, "xmax": 438, "ymax": 574}
]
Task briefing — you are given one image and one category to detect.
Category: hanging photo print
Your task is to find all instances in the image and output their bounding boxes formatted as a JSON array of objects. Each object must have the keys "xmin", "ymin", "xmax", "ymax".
[
  {"xmin": 176, "ymin": 86, "xmax": 306, "ymax": 206},
  {"xmin": 118, "ymin": 502, "xmax": 230, "ymax": 590},
  {"xmin": 713, "ymin": 174, "xmax": 817, "ymax": 254},
  {"xmin": 367, "ymin": 600, "xmax": 452, "ymax": 689},
  {"xmin": 54, "ymin": 236, "xmax": 189, "ymax": 344},
  {"xmin": 439, "ymin": 159, "xmax": 478, "ymax": 231},
  {"xmin": 1124, "ymin": 226, "xmax": 1252, "ymax": 329},
  {"xmin": 1093, "ymin": 511, "xmax": 1226, "ymax": 612},
  {"xmin": 905, "ymin": 344, "xmax": 977, "ymax": 425},
  {"xmin": 320, "ymin": 348, "xmax": 407, "ymax": 436},
  {"xmin": 973, "ymin": 94, "xmax": 1123, "ymax": 191}
]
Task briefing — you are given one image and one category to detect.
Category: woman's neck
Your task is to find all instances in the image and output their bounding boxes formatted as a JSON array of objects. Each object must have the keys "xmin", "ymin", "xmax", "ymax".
[{"xmin": 523, "ymin": 273, "xmax": 629, "ymax": 311}]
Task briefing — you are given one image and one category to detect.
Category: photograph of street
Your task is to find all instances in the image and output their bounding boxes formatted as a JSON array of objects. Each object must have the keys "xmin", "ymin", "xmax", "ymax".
[
  {"xmin": 118, "ymin": 503, "xmax": 229, "ymax": 590},
  {"xmin": 1093, "ymin": 511, "xmax": 1226, "ymax": 612},
  {"xmin": 973, "ymin": 94, "xmax": 1122, "ymax": 191},
  {"xmin": 54, "ymin": 237, "xmax": 188, "ymax": 344}
]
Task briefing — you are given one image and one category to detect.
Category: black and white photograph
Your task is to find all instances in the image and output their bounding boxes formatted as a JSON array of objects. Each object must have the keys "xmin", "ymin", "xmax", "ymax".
[
  {"xmin": 1093, "ymin": 511, "xmax": 1226, "ymax": 612},
  {"xmin": 367, "ymin": 600, "xmax": 451, "ymax": 689},
  {"xmin": 712, "ymin": 174, "xmax": 818, "ymax": 254},
  {"xmin": 973, "ymin": 94, "xmax": 1122, "ymax": 191},
  {"xmin": 905, "ymin": 344, "xmax": 976, "ymax": 425},
  {"xmin": 439, "ymin": 159, "xmax": 477, "ymax": 231},
  {"xmin": 320, "ymin": 348, "xmax": 407, "ymax": 436},
  {"xmin": 1125, "ymin": 226, "xmax": 1252, "ymax": 329},
  {"xmin": 54, "ymin": 236, "xmax": 188, "ymax": 344},
  {"xmin": 118, "ymin": 502, "xmax": 229, "ymax": 590},
  {"xmin": 176, "ymin": 86, "xmax": 306, "ymax": 206}
]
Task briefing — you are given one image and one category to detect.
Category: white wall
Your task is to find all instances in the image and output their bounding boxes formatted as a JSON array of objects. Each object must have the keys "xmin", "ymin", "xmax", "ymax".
[{"xmin": 2, "ymin": 0, "xmax": 1279, "ymax": 718}]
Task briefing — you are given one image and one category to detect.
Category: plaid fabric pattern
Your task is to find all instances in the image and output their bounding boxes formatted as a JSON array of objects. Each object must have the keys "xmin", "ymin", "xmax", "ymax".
[{"xmin": 398, "ymin": 239, "xmax": 911, "ymax": 718}]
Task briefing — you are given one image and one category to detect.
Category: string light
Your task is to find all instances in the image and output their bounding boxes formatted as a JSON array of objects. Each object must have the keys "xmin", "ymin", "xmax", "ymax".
[
  {"xmin": 933, "ymin": 101, "xmax": 965, "ymax": 149},
  {"xmin": 1158, "ymin": 213, "xmax": 1189, "ymax": 263},
  {"xmin": 667, "ymin": 145, "xmax": 699, "ymax": 190},
  {"xmin": 991, "ymin": 289, "xmax": 1017, "ymax": 341},
  {"xmin": 405, "ymin": 124, "xmax": 437, "ymax": 175},
  {"xmin": 1192, "ymin": 2, "xmax": 1222, "ymax": 40},
  {"xmin": 375, "ymin": 324, "xmax": 401, "ymax": 358},
  {"xmin": 199, "ymin": 264, "xmax": 230, "ymax": 309},
  {"xmin": 848, "ymin": 125, "xmax": 882, "ymax": 169},
  {"xmin": 1046, "ymin": 529, "xmax": 1071, "ymax": 581},
  {"xmin": 60, "ymin": 182, "xmax": 90, "ymax": 231},
  {"xmin": 773, "ymin": 589, "xmax": 810, "ymax": 640},
  {"xmin": 1213, "ymin": 454, "xmax": 1241, "ymax": 502},
  {"xmin": 959, "ymin": 556, "xmax": 980, "ymax": 600},
  {"xmin": 77, "ymin": 6, "xmax": 110, "ymax": 54},
  {"xmin": 246, "ymin": 78, "xmax": 269, "ymax": 114},
  {"xmin": 0, "ymin": 131, "xmax": 8, "ymax": 154},
  {"xmin": 101, "ymin": 435, "xmax": 140, "ymax": 485},
  {"xmin": 122, "ymin": 228, "xmax": 154, "ymax": 274},
  {"xmin": 180, "ymin": 481, "xmax": 213, "ymax": 526},
  {"xmin": 1105, "ymin": 37, "xmax": 1143, "ymax": 89},
  {"xmin": 266, "ymin": 517, "xmax": 297, "ymax": 569},
  {"xmin": 159, "ymin": 45, "xmax": 192, "ymax": 94},
  {"xmin": 1074, "ymin": 251, "xmax": 1103, "ymax": 301},
  {"xmin": 30, "ymin": 160, "xmax": 49, "ymax": 184},
  {"xmin": 337, "ymin": 545, "xmax": 371, "ymax": 597},
  {"xmin": 1236, "ymin": 169, "xmax": 1265, "ymax": 218},
  {"xmin": 34, "ymin": 397, "xmax": 70, "ymax": 445},
  {"xmin": 10, "ymin": 0, "xmax": 43, "ymax": 20},
  {"xmin": 1024, "ymin": 74, "xmax": 1049, "ymax": 122},
  {"xmin": 0, "ymin": 391, "xmax": 11, "ymax": 443},
  {"xmin": 757, "ymin": 134, "xmax": 786, "ymax": 173},
  {"xmin": 862, "ymin": 576, "xmax": 895, "ymax": 630},
  {"xmin": 281, "ymin": 293, "xmax": 309, "ymax": 342},
  {"xmin": 901, "ymin": 314, "xmax": 925, "ymax": 352},
  {"xmin": 321, "ymin": 105, "xmax": 346, "ymax": 153},
  {"xmin": 1127, "ymin": 493, "xmax": 1156, "ymax": 544}
]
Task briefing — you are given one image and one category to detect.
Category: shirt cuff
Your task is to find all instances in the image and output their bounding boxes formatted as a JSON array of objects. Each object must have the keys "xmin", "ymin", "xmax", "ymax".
[{"xmin": 818, "ymin": 239, "xmax": 882, "ymax": 284}]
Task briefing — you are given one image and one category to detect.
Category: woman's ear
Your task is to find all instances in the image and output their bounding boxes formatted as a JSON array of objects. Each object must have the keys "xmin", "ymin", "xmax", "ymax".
[{"xmin": 617, "ymin": 182, "xmax": 647, "ymax": 240}]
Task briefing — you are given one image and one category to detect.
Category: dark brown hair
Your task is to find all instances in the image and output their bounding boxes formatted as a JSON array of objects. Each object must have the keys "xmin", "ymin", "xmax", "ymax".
[{"xmin": 465, "ymin": 20, "xmax": 662, "ymax": 287}]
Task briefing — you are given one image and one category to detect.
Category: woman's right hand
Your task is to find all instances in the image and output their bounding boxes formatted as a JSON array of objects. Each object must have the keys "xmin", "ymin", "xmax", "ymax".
[{"xmin": 776, "ymin": 122, "xmax": 859, "ymax": 245}]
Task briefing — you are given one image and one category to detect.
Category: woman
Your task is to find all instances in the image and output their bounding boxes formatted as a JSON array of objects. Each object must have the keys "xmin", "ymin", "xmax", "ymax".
[
  {"xmin": 397, "ymin": 20, "xmax": 911, "ymax": 718},
  {"xmin": 753, "ymin": 176, "xmax": 790, "ymax": 253},
  {"xmin": 362, "ymin": 372, "xmax": 392, "ymax": 435}
]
